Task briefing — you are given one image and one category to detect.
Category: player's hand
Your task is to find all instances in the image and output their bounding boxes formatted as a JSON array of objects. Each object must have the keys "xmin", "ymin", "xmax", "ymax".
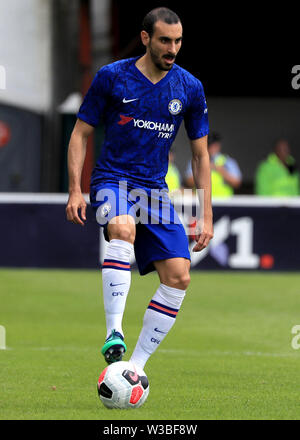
[
  {"xmin": 192, "ymin": 218, "xmax": 213, "ymax": 252},
  {"xmin": 66, "ymin": 191, "xmax": 87, "ymax": 226}
]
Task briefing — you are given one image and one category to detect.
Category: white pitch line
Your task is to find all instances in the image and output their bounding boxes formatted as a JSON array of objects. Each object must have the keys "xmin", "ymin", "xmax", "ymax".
[
  {"xmin": 2, "ymin": 347, "xmax": 299, "ymax": 358},
  {"xmin": 0, "ymin": 346, "xmax": 92, "ymax": 352},
  {"xmin": 159, "ymin": 349, "xmax": 299, "ymax": 358}
]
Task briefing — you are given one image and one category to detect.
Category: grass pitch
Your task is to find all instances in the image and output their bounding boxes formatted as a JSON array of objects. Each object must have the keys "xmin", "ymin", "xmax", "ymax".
[{"xmin": 0, "ymin": 269, "xmax": 300, "ymax": 420}]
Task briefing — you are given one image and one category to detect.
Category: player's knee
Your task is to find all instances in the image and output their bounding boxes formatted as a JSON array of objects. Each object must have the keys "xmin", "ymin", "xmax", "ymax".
[
  {"xmin": 108, "ymin": 224, "xmax": 135, "ymax": 244},
  {"xmin": 177, "ymin": 272, "xmax": 191, "ymax": 290},
  {"xmin": 166, "ymin": 272, "xmax": 190, "ymax": 290}
]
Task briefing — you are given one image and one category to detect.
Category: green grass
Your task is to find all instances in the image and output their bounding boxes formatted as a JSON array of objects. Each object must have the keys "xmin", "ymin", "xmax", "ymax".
[{"xmin": 0, "ymin": 269, "xmax": 300, "ymax": 420}]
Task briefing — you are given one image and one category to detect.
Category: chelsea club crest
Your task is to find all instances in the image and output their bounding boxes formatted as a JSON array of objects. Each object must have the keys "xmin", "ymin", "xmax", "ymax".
[
  {"xmin": 100, "ymin": 202, "xmax": 111, "ymax": 218},
  {"xmin": 168, "ymin": 99, "xmax": 182, "ymax": 115}
]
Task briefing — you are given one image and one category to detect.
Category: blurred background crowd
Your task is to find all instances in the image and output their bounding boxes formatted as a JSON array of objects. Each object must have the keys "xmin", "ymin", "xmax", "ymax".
[
  {"xmin": 166, "ymin": 134, "xmax": 299, "ymax": 197},
  {"xmin": 0, "ymin": 0, "xmax": 299, "ymax": 197}
]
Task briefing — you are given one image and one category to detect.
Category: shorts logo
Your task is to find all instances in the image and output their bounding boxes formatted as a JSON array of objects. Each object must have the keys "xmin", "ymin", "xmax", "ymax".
[
  {"xmin": 168, "ymin": 99, "xmax": 182, "ymax": 115},
  {"xmin": 100, "ymin": 202, "xmax": 111, "ymax": 218}
]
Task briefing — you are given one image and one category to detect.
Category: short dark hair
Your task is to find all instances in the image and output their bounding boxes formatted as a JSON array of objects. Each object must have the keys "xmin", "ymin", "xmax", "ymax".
[
  {"xmin": 208, "ymin": 132, "xmax": 222, "ymax": 146},
  {"xmin": 142, "ymin": 7, "xmax": 181, "ymax": 38}
]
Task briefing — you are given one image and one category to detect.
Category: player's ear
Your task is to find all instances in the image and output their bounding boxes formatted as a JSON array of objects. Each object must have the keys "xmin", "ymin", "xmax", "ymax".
[{"xmin": 140, "ymin": 30, "xmax": 150, "ymax": 47}]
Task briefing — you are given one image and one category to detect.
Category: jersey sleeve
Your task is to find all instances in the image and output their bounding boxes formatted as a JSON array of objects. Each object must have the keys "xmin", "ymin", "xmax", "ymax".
[
  {"xmin": 77, "ymin": 66, "xmax": 111, "ymax": 127},
  {"xmin": 184, "ymin": 79, "xmax": 209, "ymax": 140}
]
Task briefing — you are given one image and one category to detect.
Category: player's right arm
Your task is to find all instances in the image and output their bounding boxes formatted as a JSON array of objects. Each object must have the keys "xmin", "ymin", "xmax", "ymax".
[
  {"xmin": 66, "ymin": 119, "xmax": 94, "ymax": 226},
  {"xmin": 66, "ymin": 65, "xmax": 111, "ymax": 224}
]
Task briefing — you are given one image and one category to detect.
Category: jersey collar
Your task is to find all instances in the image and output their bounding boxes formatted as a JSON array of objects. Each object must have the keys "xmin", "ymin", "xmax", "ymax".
[{"xmin": 132, "ymin": 56, "xmax": 175, "ymax": 88}]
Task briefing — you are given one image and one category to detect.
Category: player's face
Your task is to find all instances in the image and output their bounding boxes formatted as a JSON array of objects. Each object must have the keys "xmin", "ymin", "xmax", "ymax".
[{"xmin": 148, "ymin": 21, "xmax": 183, "ymax": 71}]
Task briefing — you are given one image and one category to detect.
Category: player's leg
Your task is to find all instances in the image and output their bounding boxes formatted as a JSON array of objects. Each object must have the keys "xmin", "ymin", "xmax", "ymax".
[
  {"xmin": 130, "ymin": 257, "xmax": 190, "ymax": 369},
  {"xmin": 101, "ymin": 215, "xmax": 136, "ymax": 364}
]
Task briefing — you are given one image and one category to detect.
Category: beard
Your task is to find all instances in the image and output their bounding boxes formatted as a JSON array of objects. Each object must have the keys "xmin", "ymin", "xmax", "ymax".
[{"xmin": 149, "ymin": 44, "xmax": 176, "ymax": 71}]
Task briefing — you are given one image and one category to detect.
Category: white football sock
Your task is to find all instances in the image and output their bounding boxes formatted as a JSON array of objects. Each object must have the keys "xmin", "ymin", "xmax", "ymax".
[
  {"xmin": 102, "ymin": 239, "xmax": 133, "ymax": 339},
  {"xmin": 130, "ymin": 283, "xmax": 186, "ymax": 369}
]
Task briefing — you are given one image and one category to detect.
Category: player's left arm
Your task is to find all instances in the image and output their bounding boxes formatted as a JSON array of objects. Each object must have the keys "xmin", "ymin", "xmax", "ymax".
[{"xmin": 190, "ymin": 135, "xmax": 214, "ymax": 252}]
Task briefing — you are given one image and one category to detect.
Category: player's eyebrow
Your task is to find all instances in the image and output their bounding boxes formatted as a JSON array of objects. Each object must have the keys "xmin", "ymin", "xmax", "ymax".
[{"xmin": 159, "ymin": 36, "xmax": 183, "ymax": 42}]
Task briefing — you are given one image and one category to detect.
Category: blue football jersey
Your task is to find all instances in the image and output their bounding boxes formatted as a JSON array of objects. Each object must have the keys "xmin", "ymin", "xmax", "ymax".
[{"xmin": 77, "ymin": 56, "xmax": 209, "ymax": 189}]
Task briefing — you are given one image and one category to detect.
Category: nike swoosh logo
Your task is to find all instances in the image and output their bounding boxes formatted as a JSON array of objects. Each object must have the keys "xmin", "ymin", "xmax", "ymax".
[
  {"xmin": 110, "ymin": 282, "xmax": 126, "ymax": 287},
  {"xmin": 123, "ymin": 98, "xmax": 139, "ymax": 103},
  {"xmin": 154, "ymin": 328, "xmax": 167, "ymax": 334}
]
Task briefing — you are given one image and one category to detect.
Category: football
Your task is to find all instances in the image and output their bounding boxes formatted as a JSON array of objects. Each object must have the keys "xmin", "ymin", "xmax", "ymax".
[{"xmin": 97, "ymin": 361, "xmax": 149, "ymax": 409}]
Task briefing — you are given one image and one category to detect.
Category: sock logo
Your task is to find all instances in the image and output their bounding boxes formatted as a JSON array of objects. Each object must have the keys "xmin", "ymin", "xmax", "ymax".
[
  {"xmin": 112, "ymin": 291, "xmax": 124, "ymax": 296},
  {"xmin": 151, "ymin": 337, "xmax": 160, "ymax": 344},
  {"xmin": 110, "ymin": 282, "xmax": 126, "ymax": 287},
  {"xmin": 154, "ymin": 327, "xmax": 167, "ymax": 334}
]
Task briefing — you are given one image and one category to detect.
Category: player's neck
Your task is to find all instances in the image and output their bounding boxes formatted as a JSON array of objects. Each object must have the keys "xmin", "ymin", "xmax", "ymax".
[{"xmin": 135, "ymin": 54, "xmax": 169, "ymax": 85}]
